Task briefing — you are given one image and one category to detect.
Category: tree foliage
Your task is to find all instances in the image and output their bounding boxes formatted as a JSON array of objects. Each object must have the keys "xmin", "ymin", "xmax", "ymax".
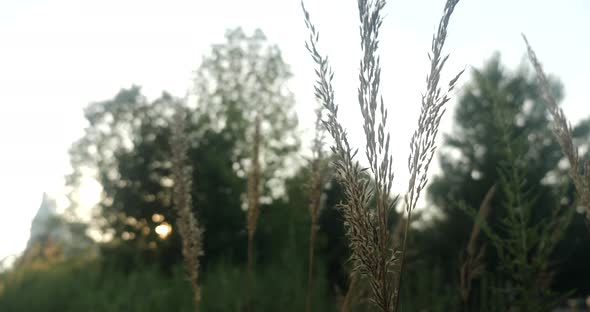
[
  {"xmin": 425, "ymin": 54, "xmax": 590, "ymax": 295},
  {"xmin": 193, "ymin": 27, "xmax": 299, "ymax": 199},
  {"xmin": 67, "ymin": 28, "xmax": 300, "ymax": 269}
]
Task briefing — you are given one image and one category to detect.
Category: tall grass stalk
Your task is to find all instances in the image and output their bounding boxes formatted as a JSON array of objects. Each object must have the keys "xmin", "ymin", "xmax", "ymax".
[
  {"xmin": 459, "ymin": 184, "xmax": 496, "ymax": 310},
  {"xmin": 398, "ymin": 0, "xmax": 463, "ymax": 305},
  {"xmin": 302, "ymin": 0, "xmax": 462, "ymax": 310},
  {"xmin": 245, "ymin": 114, "xmax": 262, "ymax": 312},
  {"xmin": 171, "ymin": 107, "xmax": 204, "ymax": 311},
  {"xmin": 338, "ymin": 272, "xmax": 359, "ymax": 312},
  {"xmin": 302, "ymin": 1, "xmax": 398, "ymax": 309},
  {"xmin": 522, "ymin": 35, "xmax": 590, "ymax": 224},
  {"xmin": 306, "ymin": 105, "xmax": 327, "ymax": 312}
]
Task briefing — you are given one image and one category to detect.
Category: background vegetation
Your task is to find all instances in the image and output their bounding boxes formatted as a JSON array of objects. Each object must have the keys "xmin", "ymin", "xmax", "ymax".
[{"xmin": 1, "ymin": 1, "xmax": 590, "ymax": 311}]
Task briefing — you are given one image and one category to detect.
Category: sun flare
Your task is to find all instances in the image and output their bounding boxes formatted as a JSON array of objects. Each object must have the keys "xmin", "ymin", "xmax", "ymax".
[{"xmin": 155, "ymin": 223, "xmax": 172, "ymax": 239}]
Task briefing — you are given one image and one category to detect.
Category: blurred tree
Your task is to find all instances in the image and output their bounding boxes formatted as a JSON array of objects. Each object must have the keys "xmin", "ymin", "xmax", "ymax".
[
  {"xmin": 67, "ymin": 27, "xmax": 300, "ymax": 271},
  {"xmin": 16, "ymin": 193, "xmax": 95, "ymax": 270},
  {"xmin": 192, "ymin": 29, "xmax": 299, "ymax": 308},
  {"xmin": 68, "ymin": 87, "xmax": 183, "ymax": 269},
  {"xmin": 193, "ymin": 27, "xmax": 300, "ymax": 198},
  {"xmin": 424, "ymin": 53, "xmax": 590, "ymax": 295}
]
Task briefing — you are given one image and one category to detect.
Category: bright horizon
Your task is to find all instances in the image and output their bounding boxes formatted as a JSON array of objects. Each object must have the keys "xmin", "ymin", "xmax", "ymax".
[{"xmin": 1, "ymin": 0, "xmax": 589, "ymax": 261}]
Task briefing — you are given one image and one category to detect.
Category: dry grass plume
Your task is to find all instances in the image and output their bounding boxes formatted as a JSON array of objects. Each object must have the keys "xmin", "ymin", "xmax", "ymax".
[
  {"xmin": 523, "ymin": 34, "xmax": 590, "ymax": 224},
  {"xmin": 171, "ymin": 107, "xmax": 204, "ymax": 311},
  {"xmin": 302, "ymin": 0, "xmax": 463, "ymax": 311}
]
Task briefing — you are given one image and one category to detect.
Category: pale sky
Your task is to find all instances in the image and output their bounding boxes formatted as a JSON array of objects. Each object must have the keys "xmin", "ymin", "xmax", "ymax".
[{"xmin": 1, "ymin": 0, "xmax": 589, "ymax": 261}]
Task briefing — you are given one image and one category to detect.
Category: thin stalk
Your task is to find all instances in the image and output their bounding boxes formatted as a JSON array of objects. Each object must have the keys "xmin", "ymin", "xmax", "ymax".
[
  {"xmin": 340, "ymin": 273, "xmax": 358, "ymax": 312},
  {"xmin": 245, "ymin": 114, "xmax": 261, "ymax": 312},
  {"xmin": 305, "ymin": 213, "xmax": 318, "ymax": 312},
  {"xmin": 395, "ymin": 0, "xmax": 463, "ymax": 309},
  {"xmin": 171, "ymin": 107, "xmax": 204, "ymax": 312},
  {"xmin": 523, "ymin": 34, "xmax": 590, "ymax": 223},
  {"xmin": 306, "ymin": 103, "xmax": 326, "ymax": 312}
]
